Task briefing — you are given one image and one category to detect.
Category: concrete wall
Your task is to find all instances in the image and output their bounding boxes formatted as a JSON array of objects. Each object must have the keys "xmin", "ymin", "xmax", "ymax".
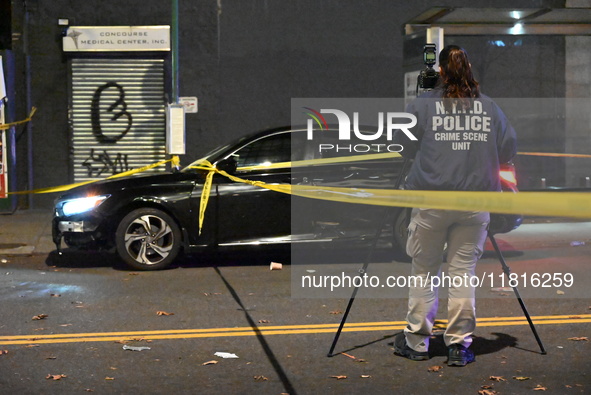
[{"xmin": 2, "ymin": 0, "xmax": 570, "ymax": 208}]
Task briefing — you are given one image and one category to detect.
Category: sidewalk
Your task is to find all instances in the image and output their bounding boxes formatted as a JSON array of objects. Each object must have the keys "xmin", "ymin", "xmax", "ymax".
[{"xmin": 0, "ymin": 209, "xmax": 55, "ymax": 255}]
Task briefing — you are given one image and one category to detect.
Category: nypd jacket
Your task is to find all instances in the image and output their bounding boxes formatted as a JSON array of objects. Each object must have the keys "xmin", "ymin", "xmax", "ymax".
[{"xmin": 397, "ymin": 89, "xmax": 517, "ymax": 192}]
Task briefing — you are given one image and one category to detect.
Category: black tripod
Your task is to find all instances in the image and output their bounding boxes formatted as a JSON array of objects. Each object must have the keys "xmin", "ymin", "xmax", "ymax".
[{"xmin": 327, "ymin": 204, "xmax": 547, "ymax": 357}]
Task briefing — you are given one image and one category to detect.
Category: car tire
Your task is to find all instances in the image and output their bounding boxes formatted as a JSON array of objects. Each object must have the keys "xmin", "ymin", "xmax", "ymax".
[
  {"xmin": 392, "ymin": 207, "xmax": 412, "ymax": 263},
  {"xmin": 115, "ymin": 208, "xmax": 182, "ymax": 270}
]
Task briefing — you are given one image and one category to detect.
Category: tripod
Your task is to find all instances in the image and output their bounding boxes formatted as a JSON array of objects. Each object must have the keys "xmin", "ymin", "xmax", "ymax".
[{"xmin": 327, "ymin": 212, "xmax": 547, "ymax": 357}]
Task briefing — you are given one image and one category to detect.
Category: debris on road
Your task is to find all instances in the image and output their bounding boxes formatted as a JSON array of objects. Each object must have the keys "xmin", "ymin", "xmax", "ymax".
[
  {"xmin": 513, "ymin": 376, "xmax": 531, "ymax": 381},
  {"xmin": 254, "ymin": 375, "xmax": 269, "ymax": 381},
  {"xmin": 330, "ymin": 375, "xmax": 347, "ymax": 380},
  {"xmin": 46, "ymin": 374, "xmax": 67, "ymax": 380},
  {"xmin": 270, "ymin": 262, "xmax": 282, "ymax": 270},
  {"xmin": 567, "ymin": 336, "xmax": 588, "ymax": 341},
  {"xmin": 214, "ymin": 352, "xmax": 239, "ymax": 359},
  {"xmin": 32, "ymin": 314, "xmax": 48, "ymax": 320},
  {"xmin": 156, "ymin": 311, "xmax": 174, "ymax": 316},
  {"xmin": 202, "ymin": 360, "xmax": 218, "ymax": 366},
  {"xmin": 122, "ymin": 345, "xmax": 151, "ymax": 351}
]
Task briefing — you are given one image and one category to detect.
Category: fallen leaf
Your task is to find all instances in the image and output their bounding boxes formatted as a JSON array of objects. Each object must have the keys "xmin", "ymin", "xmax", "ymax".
[
  {"xmin": 329, "ymin": 310, "xmax": 343, "ymax": 315},
  {"xmin": 156, "ymin": 311, "xmax": 174, "ymax": 316},
  {"xmin": 202, "ymin": 360, "xmax": 218, "ymax": 366},
  {"xmin": 360, "ymin": 375, "xmax": 371, "ymax": 378},
  {"xmin": 568, "ymin": 336, "xmax": 588, "ymax": 341},
  {"xmin": 330, "ymin": 375, "xmax": 347, "ymax": 380},
  {"xmin": 109, "ymin": 367, "xmax": 117, "ymax": 370},
  {"xmin": 59, "ymin": 324, "xmax": 72, "ymax": 327},
  {"xmin": 85, "ymin": 389, "xmax": 94, "ymax": 392},
  {"xmin": 254, "ymin": 375, "xmax": 269, "ymax": 381},
  {"xmin": 565, "ymin": 385, "xmax": 573, "ymax": 388},
  {"xmin": 25, "ymin": 344, "xmax": 40, "ymax": 348},
  {"xmin": 533, "ymin": 385, "xmax": 547, "ymax": 391},
  {"xmin": 478, "ymin": 390, "xmax": 498, "ymax": 395},
  {"xmin": 0, "ymin": 350, "xmax": 8, "ymax": 355},
  {"xmin": 556, "ymin": 290, "xmax": 565, "ymax": 295},
  {"xmin": 32, "ymin": 314, "xmax": 48, "ymax": 320},
  {"xmin": 568, "ymin": 316, "xmax": 581, "ymax": 319},
  {"xmin": 490, "ymin": 376, "xmax": 507, "ymax": 382},
  {"xmin": 428, "ymin": 365, "xmax": 443, "ymax": 372},
  {"xmin": 46, "ymin": 374, "xmax": 67, "ymax": 380},
  {"xmin": 128, "ymin": 272, "xmax": 140, "ymax": 276},
  {"xmin": 481, "ymin": 385, "xmax": 494, "ymax": 389},
  {"xmin": 258, "ymin": 319, "xmax": 270, "ymax": 324},
  {"xmin": 105, "ymin": 377, "xmax": 115, "ymax": 380},
  {"xmin": 355, "ymin": 358, "xmax": 367, "ymax": 363},
  {"xmin": 514, "ymin": 376, "xmax": 531, "ymax": 381},
  {"xmin": 45, "ymin": 356, "xmax": 57, "ymax": 360}
]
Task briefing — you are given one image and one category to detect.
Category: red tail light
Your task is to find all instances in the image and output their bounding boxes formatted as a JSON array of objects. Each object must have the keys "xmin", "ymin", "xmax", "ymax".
[{"xmin": 499, "ymin": 169, "xmax": 517, "ymax": 185}]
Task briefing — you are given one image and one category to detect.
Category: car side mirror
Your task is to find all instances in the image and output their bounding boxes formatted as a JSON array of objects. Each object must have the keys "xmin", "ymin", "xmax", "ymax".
[{"xmin": 216, "ymin": 157, "xmax": 238, "ymax": 174}]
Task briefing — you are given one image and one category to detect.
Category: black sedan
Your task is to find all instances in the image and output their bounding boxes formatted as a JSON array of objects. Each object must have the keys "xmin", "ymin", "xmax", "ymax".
[{"xmin": 52, "ymin": 126, "xmax": 521, "ymax": 270}]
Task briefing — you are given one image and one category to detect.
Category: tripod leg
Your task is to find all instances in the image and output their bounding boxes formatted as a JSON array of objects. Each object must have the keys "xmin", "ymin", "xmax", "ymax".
[
  {"xmin": 327, "ymin": 159, "xmax": 410, "ymax": 357},
  {"xmin": 488, "ymin": 232, "xmax": 547, "ymax": 355},
  {"xmin": 327, "ymin": 213, "xmax": 386, "ymax": 357}
]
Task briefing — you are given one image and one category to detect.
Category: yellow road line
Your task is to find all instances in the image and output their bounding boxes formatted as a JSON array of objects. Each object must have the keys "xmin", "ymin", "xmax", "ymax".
[{"xmin": 1, "ymin": 314, "xmax": 589, "ymax": 345}]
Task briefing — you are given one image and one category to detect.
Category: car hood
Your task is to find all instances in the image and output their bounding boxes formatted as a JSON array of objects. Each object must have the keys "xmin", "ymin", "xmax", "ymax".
[{"xmin": 56, "ymin": 172, "xmax": 201, "ymax": 201}]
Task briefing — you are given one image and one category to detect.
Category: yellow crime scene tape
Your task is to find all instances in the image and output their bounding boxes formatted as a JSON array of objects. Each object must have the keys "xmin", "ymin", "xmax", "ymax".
[
  {"xmin": 7, "ymin": 156, "xmax": 180, "ymax": 195},
  {"xmin": 5, "ymin": 146, "xmax": 591, "ymax": 234},
  {"xmin": 0, "ymin": 107, "xmax": 37, "ymax": 130},
  {"xmin": 188, "ymin": 152, "xmax": 591, "ymax": 233}
]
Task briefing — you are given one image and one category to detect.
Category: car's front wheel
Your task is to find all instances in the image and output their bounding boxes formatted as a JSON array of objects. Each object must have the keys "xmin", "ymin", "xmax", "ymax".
[{"xmin": 115, "ymin": 208, "xmax": 182, "ymax": 270}]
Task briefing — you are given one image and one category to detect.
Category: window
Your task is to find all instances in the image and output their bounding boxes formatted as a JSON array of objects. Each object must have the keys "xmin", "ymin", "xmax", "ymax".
[{"xmin": 234, "ymin": 132, "xmax": 293, "ymax": 168}]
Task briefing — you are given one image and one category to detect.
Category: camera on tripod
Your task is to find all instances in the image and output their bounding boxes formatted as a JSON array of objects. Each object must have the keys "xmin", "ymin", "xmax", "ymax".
[{"xmin": 417, "ymin": 43, "xmax": 439, "ymax": 91}]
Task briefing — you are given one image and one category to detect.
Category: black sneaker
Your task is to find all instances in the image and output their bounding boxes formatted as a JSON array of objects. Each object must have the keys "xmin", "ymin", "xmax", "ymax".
[
  {"xmin": 447, "ymin": 344, "xmax": 475, "ymax": 366},
  {"xmin": 393, "ymin": 332, "xmax": 430, "ymax": 361}
]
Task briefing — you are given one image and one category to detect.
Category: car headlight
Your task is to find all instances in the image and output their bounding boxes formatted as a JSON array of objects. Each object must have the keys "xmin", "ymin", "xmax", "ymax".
[{"xmin": 61, "ymin": 195, "xmax": 110, "ymax": 216}]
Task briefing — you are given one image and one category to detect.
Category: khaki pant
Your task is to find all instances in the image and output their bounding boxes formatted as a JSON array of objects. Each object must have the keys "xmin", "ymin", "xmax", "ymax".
[{"xmin": 404, "ymin": 208, "xmax": 489, "ymax": 352}]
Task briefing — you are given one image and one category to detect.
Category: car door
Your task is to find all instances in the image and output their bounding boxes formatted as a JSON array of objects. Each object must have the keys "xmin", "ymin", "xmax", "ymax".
[
  {"xmin": 293, "ymin": 129, "xmax": 408, "ymax": 244},
  {"xmin": 213, "ymin": 130, "xmax": 311, "ymax": 246}
]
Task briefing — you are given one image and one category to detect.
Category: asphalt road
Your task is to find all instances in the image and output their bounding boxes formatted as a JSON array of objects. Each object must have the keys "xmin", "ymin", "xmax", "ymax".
[{"xmin": 0, "ymin": 222, "xmax": 590, "ymax": 394}]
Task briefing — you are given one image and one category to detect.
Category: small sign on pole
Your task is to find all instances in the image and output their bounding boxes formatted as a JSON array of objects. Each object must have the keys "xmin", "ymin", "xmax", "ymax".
[{"xmin": 179, "ymin": 97, "xmax": 198, "ymax": 113}]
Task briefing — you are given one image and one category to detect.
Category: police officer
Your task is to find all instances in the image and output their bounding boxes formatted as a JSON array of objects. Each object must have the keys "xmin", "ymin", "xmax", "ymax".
[{"xmin": 393, "ymin": 45, "xmax": 517, "ymax": 366}]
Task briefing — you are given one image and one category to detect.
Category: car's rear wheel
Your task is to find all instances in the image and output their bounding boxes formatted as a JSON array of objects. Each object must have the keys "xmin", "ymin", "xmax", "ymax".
[{"xmin": 115, "ymin": 208, "xmax": 181, "ymax": 270}]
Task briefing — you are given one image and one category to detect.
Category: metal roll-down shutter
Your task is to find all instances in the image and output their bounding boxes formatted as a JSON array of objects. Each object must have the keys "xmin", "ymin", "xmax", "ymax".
[{"xmin": 70, "ymin": 58, "xmax": 166, "ymax": 182}]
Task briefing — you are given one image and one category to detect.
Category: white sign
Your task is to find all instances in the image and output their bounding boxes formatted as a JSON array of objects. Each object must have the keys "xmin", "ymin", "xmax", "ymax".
[
  {"xmin": 166, "ymin": 105, "xmax": 185, "ymax": 155},
  {"xmin": 179, "ymin": 97, "xmax": 198, "ymax": 113},
  {"xmin": 63, "ymin": 26, "xmax": 170, "ymax": 52}
]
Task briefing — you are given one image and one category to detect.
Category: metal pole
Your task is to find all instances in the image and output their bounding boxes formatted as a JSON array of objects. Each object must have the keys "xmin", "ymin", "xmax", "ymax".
[
  {"xmin": 171, "ymin": 0, "xmax": 179, "ymax": 104},
  {"xmin": 24, "ymin": 5, "xmax": 33, "ymax": 208}
]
